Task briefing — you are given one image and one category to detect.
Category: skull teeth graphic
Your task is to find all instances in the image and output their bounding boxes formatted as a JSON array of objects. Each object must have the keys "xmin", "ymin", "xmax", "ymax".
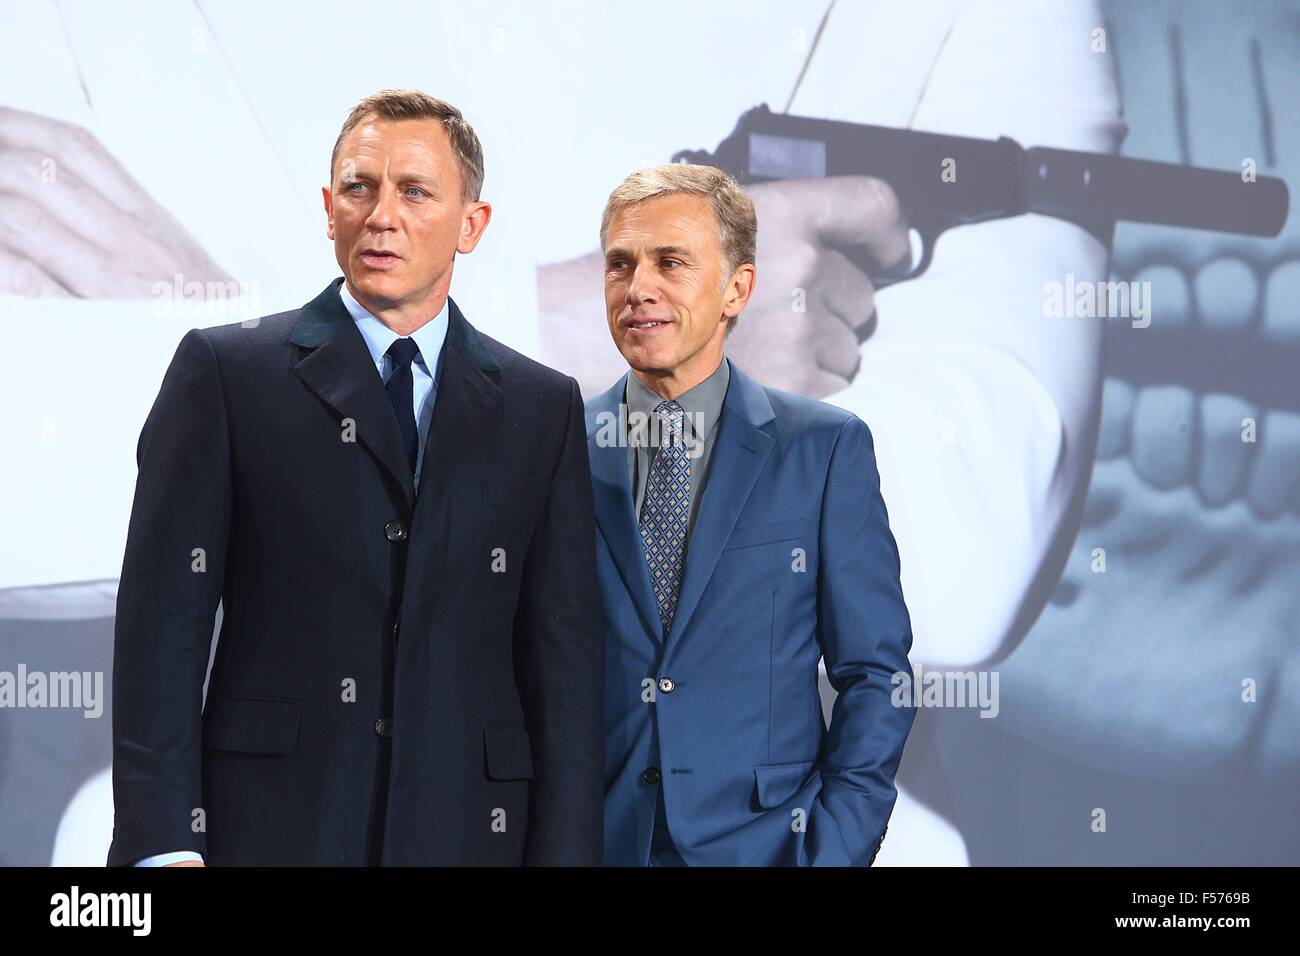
[{"xmin": 1003, "ymin": 250, "xmax": 1300, "ymax": 780}]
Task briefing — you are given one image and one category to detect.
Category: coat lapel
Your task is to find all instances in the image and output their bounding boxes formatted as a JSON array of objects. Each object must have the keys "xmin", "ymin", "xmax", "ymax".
[
  {"xmin": 665, "ymin": 358, "xmax": 775, "ymax": 645},
  {"xmin": 288, "ymin": 277, "xmax": 416, "ymax": 509},
  {"xmin": 287, "ymin": 278, "xmax": 503, "ymax": 517},
  {"xmin": 415, "ymin": 295, "xmax": 503, "ymax": 507},
  {"xmin": 586, "ymin": 375, "xmax": 664, "ymax": 644}
]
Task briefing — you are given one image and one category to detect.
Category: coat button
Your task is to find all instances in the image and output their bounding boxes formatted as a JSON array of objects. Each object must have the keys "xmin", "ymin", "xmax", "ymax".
[
  {"xmin": 658, "ymin": 677, "xmax": 675, "ymax": 693},
  {"xmin": 384, "ymin": 520, "xmax": 407, "ymax": 542},
  {"xmin": 374, "ymin": 718, "xmax": 393, "ymax": 738},
  {"xmin": 641, "ymin": 767, "xmax": 661, "ymax": 784}
]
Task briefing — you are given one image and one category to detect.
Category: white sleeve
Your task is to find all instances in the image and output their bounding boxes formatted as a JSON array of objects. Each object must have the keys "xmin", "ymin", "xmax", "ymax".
[{"xmin": 800, "ymin": 0, "xmax": 1127, "ymax": 665}]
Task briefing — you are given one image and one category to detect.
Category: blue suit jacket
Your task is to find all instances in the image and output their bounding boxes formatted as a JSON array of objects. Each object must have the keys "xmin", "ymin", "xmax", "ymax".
[{"xmin": 587, "ymin": 357, "xmax": 917, "ymax": 866}]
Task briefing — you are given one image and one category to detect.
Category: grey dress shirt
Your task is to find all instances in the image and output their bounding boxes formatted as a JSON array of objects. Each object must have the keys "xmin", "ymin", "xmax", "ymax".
[{"xmin": 625, "ymin": 357, "xmax": 730, "ymax": 544}]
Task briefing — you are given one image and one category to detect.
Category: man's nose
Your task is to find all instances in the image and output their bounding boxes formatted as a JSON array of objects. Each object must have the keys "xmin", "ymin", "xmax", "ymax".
[
  {"xmin": 625, "ymin": 260, "xmax": 657, "ymax": 304},
  {"xmin": 365, "ymin": 182, "xmax": 400, "ymax": 230}
]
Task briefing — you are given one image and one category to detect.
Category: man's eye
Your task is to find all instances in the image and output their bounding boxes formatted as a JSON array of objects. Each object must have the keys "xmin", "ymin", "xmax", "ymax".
[
  {"xmin": 406, "ymin": 187, "xmax": 426, "ymax": 198},
  {"xmin": 608, "ymin": 260, "xmax": 627, "ymax": 270},
  {"xmin": 347, "ymin": 182, "xmax": 367, "ymax": 193},
  {"xmin": 662, "ymin": 258, "xmax": 681, "ymax": 269}
]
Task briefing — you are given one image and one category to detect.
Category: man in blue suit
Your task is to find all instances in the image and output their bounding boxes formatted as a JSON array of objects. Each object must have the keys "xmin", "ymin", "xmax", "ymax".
[{"xmin": 587, "ymin": 163, "xmax": 916, "ymax": 866}]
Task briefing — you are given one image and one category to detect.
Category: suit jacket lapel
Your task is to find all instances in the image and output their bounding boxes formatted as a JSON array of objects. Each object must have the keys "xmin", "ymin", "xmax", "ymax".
[
  {"xmin": 666, "ymin": 358, "xmax": 775, "ymax": 645},
  {"xmin": 288, "ymin": 277, "xmax": 416, "ymax": 510},
  {"xmin": 416, "ymin": 295, "xmax": 503, "ymax": 507},
  {"xmin": 287, "ymin": 278, "xmax": 503, "ymax": 518},
  {"xmin": 404, "ymin": 296, "xmax": 503, "ymax": 633},
  {"xmin": 586, "ymin": 376, "xmax": 664, "ymax": 644}
]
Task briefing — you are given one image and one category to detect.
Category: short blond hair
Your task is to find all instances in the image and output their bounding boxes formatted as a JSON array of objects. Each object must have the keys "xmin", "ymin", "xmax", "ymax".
[
  {"xmin": 331, "ymin": 89, "xmax": 484, "ymax": 202},
  {"xmin": 600, "ymin": 163, "xmax": 757, "ymax": 332}
]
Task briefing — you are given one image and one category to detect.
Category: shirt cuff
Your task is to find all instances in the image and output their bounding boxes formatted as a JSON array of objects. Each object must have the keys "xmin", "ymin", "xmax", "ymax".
[{"xmin": 133, "ymin": 851, "xmax": 204, "ymax": 867}]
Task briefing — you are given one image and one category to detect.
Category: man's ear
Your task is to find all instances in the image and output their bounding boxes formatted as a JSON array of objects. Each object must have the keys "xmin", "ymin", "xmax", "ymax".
[
  {"xmin": 722, "ymin": 263, "xmax": 757, "ymax": 319},
  {"xmin": 457, "ymin": 201, "xmax": 493, "ymax": 255},
  {"xmin": 321, "ymin": 185, "xmax": 334, "ymax": 240}
]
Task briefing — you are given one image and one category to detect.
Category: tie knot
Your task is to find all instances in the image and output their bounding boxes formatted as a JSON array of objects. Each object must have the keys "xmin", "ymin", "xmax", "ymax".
[
  {"xmin": 654, "ymin": 400, "xmax": 684, "ymax": 423},
  {"xmin": 654, "ymin": 400, "xmax": 686, "ymax": 442},
  {"xmin": 386, "ymin": 337, "xmax": 420, "ymax": 371}
]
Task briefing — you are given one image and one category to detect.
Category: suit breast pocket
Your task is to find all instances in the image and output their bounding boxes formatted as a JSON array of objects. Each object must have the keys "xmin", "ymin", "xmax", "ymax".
[{"xmin": 203, "ymin": 696, "xmax": 301, "ymax": 756}]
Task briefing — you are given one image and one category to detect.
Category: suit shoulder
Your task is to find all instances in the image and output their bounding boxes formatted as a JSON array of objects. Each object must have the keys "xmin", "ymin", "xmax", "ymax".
[
  {"xmin": 762, "ymin": 384, "xmax": 864, "ymax": 439},
  {"xmin": 192, "ymin": 308, "xmax": 300, "ymax": 354},
  {"xmin": 476, "ymin": 329, "xmax": 577, "ymax": 397}
]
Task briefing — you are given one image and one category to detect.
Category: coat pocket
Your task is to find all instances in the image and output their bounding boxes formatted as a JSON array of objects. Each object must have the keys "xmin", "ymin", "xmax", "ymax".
[
  {"xmin": 203, "ymin": 696, "xmax": 301, "ymax": 755},
  {"xmin": 724, "ymin": 518, "xmax": 805, "ymax": 552},
  {"xmin": 483, "ymin": 724, "xmax": 535, "ymax": 780},
  {"xmin": 753, "ymin": 760, "xmax": 818, "ymax": 809}
]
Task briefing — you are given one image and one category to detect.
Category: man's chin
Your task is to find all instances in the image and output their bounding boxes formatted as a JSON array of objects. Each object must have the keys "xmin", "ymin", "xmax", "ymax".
[
  {"xmin": 624, "ymin": 356, "xmax": 675, "ymax": 378},
  {"xmin": 349, "ymin": 273, "xmax": 405, "ymax": 305},
  {"xmin": 618, "ymin": 341, "xmax": 674, "ymax": 372}
]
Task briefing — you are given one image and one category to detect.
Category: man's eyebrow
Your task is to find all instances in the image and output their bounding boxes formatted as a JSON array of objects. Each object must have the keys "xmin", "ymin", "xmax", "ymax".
[
  {"xmin": 342, "ymin": 169, "xmax": 439, "ymax": 188},
  {"xmin": 605, "ymin": 245, "xmax": 692, "ymax": 260}
]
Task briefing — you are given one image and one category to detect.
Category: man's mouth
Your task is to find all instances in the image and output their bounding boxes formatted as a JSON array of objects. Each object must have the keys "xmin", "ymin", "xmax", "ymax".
[
  {"xmin": 627, "ymin": 317, "xmax": 672, "ymax": 332},
  {"xmin": 360, "ymin": 249, "xmax": 401, "ymax": 269}
]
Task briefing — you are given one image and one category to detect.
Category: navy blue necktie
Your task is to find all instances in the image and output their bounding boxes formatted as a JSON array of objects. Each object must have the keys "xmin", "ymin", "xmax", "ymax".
[{"xmin": 384, "ymin": 338, "xmax": 421, "ymax": 475}]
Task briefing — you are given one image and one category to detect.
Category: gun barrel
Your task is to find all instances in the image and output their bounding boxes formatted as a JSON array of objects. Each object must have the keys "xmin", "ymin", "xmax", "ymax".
[
  {"xmin": 675, "ymin": 106, "xmax": 1291, "ymax": 241},
  {"xmin": 1024, "ymin": 147, "xmax": 1288, "ymax": 238}
]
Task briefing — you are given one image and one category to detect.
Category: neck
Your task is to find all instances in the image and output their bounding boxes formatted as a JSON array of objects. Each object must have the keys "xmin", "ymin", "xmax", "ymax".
[
  {"xmin": 632, "ymin": 352, "xmax": 724, "ymax": 401},
  {"xmin": 345, "ymin": 270, "xmax": 452, "ymax": 337}
]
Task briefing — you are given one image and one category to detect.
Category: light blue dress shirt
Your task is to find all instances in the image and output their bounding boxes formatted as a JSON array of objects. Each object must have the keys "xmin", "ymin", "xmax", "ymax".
[
  {"xmin": 132, "ymin": 282, "xmax": 450, "ymax": 867},
  {"xmin": 339, "ymin": 279, "xmax": 450, "ymax": 488}
]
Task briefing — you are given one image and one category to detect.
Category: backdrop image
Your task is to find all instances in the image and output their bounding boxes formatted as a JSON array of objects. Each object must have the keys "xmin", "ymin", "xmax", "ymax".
[{"xmin": 0, "ymin": 0, "xmax": 1295, "ymax": 866}]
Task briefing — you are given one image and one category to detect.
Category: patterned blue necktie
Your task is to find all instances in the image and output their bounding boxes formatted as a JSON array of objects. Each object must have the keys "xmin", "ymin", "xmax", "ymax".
[
  {"xmin": 639, "ymin": 400, "xmax": 691, "ymax": 634},
  {"xmin": 385, "ymin": 337, "xmax": 421, "ymax": 474}
]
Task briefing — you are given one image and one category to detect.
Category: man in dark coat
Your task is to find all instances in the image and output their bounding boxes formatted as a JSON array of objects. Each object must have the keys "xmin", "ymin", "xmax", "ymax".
[{"xmin": 108, "ymin": 89, "xmax": 604, "ymax": 866}]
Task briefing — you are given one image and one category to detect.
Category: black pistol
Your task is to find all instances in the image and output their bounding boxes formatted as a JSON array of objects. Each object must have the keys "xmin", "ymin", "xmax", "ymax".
[{"xmin": 673, "ymin": 103, "xmax": 1289, "ymax": 288}]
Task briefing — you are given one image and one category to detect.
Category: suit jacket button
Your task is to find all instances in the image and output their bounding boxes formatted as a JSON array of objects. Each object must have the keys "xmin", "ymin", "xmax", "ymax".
[
  {"xmin": 374, "ymin": 718, "xmax": 393, "ymax": 738},
  {"xmin": 658, "ymin": 677, "xmax": 675, "ymax": 694},
  {"xmin": 384, "ymin": 520, "xmax": 407, "ymax": 542},
  {"xmin": 642, "ymin": 767, "xmax": 661, "ymax": 784}
]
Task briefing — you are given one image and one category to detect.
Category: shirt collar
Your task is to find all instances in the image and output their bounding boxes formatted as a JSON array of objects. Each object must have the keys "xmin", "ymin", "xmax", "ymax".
[
  {"xmin": 623, "ymin": 356, "xmax": 730, "ymax": 442},
  {"xmin": 339, "ymin": 280, "xmax": 450, "ymax": 376}
]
